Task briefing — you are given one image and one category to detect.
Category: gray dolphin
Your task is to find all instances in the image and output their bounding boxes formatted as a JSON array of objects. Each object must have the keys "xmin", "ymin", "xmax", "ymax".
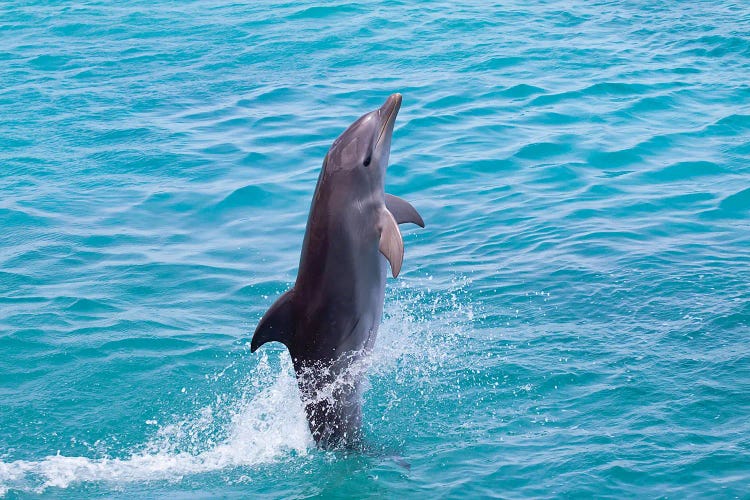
[{"xmin": 250, "ymin": 93, "xmax": 424, "ymax": 448}]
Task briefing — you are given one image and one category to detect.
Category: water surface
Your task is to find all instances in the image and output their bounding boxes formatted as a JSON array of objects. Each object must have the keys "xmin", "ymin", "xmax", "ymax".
[{"xmin": 1, "ymin": 0, "xmax": 749, "ymax": 497}]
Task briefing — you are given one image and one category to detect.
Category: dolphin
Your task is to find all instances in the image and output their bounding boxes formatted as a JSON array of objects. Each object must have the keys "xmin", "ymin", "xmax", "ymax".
[{"xmin": 250, "ymin": 93, "xmax": 424, "ymax": 448}]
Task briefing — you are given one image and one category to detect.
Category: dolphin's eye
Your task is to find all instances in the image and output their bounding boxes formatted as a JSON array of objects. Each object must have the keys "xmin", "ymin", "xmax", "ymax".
[{"xmin": 363, "ymin": 154, "xmax": 371, "ymax": 167}]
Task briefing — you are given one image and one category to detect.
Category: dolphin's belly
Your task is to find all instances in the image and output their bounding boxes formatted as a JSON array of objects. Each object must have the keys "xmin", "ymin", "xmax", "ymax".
[
  {"xmin": 290, "ymin": 249, "xmax": 386, "ymax": 448},
  {"xmin": 292, "ymin": 238, "xmax": 386, "ymax": 361}
]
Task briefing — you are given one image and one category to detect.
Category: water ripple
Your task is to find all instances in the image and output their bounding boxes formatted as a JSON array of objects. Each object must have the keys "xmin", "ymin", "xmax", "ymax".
[{"xmin": 2, "ymin": 0, "xmax": 750, "ymax": 497}]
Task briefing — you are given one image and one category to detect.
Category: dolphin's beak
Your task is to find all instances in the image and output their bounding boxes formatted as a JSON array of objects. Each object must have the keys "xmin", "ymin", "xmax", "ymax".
[{"xmin": 376, "ymin": 93, "xmax": 402, "ymax": 147}]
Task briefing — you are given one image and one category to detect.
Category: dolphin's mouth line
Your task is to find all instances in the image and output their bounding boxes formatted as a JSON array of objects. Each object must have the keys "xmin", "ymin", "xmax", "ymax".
[
  {"xmin": 375, "ymin": 110, "xmax": 394, "ymax": 147},
  {"xmin": 375, "ymin": 95, "xmax": 401, "ymax": 147}
]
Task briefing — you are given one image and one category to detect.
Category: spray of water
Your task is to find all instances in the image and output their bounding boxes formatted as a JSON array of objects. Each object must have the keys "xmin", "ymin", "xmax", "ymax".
[
  {"xmin": 0, "ymin": 278, "xmax": 474, "ymax": 496},
  {"xmin": 0, "ymin": 354, "xmax": 311, "ymax": 495}
]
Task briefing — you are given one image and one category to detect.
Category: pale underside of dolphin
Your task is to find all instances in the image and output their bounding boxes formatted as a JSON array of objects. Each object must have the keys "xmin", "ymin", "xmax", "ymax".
[{"xmin": 250, "ymin": 93, "xmax": 424, "ymax": 448}]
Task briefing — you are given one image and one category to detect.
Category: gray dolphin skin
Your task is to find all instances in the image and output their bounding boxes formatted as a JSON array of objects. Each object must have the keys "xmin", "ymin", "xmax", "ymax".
[{"xmin": 250, "ymin": 93, "xmax": 424, "ymax": 448}]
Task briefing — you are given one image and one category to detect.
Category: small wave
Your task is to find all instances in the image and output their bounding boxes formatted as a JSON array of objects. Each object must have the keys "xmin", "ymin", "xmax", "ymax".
[
  {"xmin": 287, "ymin": 4, "xmax": 363, "ymax": 20},
  {"xmin": 640, "ymin": 161, "xmax": 725, "ymax": 183},
  {"xmin": 588, "ymin": 147, "xmax": 643, "ymax": 169},
  {"xmin": 0, "ymin": 207, "xmax": 51, "ymax": 229},
  {"xmin": 672, "ymin": 34, "xmax": 750, "ymax": 59},
  {"xmin": 501, "ymin": 84, "xmax": 546, "ymax": 99},
  {"xmin": 65, "ymin": 297, "xmax": 122, "ymax": 314},
  {"xmin": 215, "ymin": 184, "xmax": 274, "ymax": 211},
  {"xmin": 515, "ymin": 141, "xmax": 571, "ymax": 160},
  {"xmin": 28, "ymin": 54, "xmax": 71, "ymax": 71},
  {"xmin": 706, "ymin": 114, "xmax": 750, "ymax": 135},
  {"xmin": 464, "ymin": 56, "xmax": 524, "ymax": 72},
  {"xmin": 718, "ymin": 187, "xmax": 750, "ymax": 213}
]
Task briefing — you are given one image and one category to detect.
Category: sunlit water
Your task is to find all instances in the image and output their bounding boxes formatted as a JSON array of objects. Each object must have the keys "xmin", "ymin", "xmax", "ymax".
[{"xmin": 2, "ymin": 0, "xmax": 749, "ymax": 497}]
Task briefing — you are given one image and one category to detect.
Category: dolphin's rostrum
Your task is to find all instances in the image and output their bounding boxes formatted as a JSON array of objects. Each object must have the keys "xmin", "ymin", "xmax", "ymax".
[{"xmin": 251, "ymin": 94, "xmax": 424, "ymax": 448}]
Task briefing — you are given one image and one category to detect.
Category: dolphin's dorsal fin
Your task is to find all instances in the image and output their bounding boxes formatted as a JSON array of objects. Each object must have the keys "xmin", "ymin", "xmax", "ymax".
[
  {"xmin": 251, "ymin": 289, "xmax": 296, "ymax": 353},
  {"xmin": 378, "ymin": 209, "xmax": 404, "ymax": 278},
  {"xmin": 385, "ymin": 194, "xmax": 425, "ymax": 228}
]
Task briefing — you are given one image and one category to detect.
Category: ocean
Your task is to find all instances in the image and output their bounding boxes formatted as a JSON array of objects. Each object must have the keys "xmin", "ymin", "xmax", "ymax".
[{"xmin": 1, "ymin": 0, "xmax": 749, "ymax": 497}]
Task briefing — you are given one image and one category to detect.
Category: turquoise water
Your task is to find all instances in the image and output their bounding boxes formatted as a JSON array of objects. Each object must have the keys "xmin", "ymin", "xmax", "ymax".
[{"xmin": 2, "ymin": 0, "xmax": 749, "ymax": 496}]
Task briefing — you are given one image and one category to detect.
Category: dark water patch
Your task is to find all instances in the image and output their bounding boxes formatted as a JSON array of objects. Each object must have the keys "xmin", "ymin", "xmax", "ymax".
[
  {"xmin": 28, "ymin": 54, "xmax": 71, "ymax": 70},
  {"xmin": 674, "ymin": 34, "xmax": 750, "ymax": 59},
  {"xmin": 584, "ymin": 82, "xmax": 655, "ymax": 97},
  {"xmin": 550, "ymin": 10, "xmax": 591, "ymax": 27},
  {"xmin": 252, "ymin": 113, "xmax": 299, "ymax": 129},
  {"xmin": 588, "ymin": 147, "xmax": 642, "ymax": 169},
  {"xmin": 465, "ymin": 56, "xmax": 524, "ymax": 72},
  {"xmin": 530, "ymin": 164, "xmax": 583, "ymax": 188},
  {"xmin": 137, "ymin": 190, "xmax": 210, "ymax": 217},
  {"xmin": 708, "ymin": 310, "xmax": 750, "ymax": 331},
  {"xmin": 179, "ymin": 276, "xmax": 238, "ymax": 295},
  {"xmin": 597, "ymin": 169, "xmax": 632, "ymax": 178},
  {"xmin": 527, "ymin": 111, "xmax": 582, "ymax": 125},
  {"xmin": 0, "ymin": 136, "xmax": 34, "ymax": 149},
  {"xmin": 49, "ymin": 22, "xmax": 95, "ymax": 37},
  {"xmin": 704, "ymin": 114, "xmax": 750, "ymax": 136},
  {"xmin": 623, "ymin": 94, "xmax": 677, "ymax": 114},
  {"xmin": 515, "ymin": 142, "xmax": 572, "ymax": 160},
  {"xmin": 657, "ymin": 191, "xmax": 716, "ymax": 210},
  {"xmin": 718, "ymin": 187, "xmax": 750, "ymax": 213},
  {"xmin": 239, "ymin": 151, "xmax": 271, "ymax": 167},
  {"xmin": 730, "ymin": 139, "xmax": 750, "ymax": 156},
  {"xmin": 529, "ymin": 89, "xmax": 581, "ymax": 107},
  {"xmin": 211, "ymin": 184, "xmax": 274, "ymax": 213},
  {"xmin": 570, "ymin": 229, "xmax": 648, "ymax": 244},
  {"xmin": 253, "ymin": 86, "xmax": 304, "ymax": 106},
  {"xmin": 672, "ymin": 66, "xmax": 701, "ymax": 75},
  {"xmin": 641, "ymin": 160, "xmax": 725, "ymax": 183},
  {"xmin": 288, "ymin": 4, "xmax": 363, "ymax": 20},
  {"xmin": 201, "ymin": 142, "xmax": 242, "ymax": 155},
  {"xmin": 501, "ymin": 84, "xmax": 546, "ymax": 99},
  {"xmin": 0, "ymin": 271, "xmax": 43, "ymax": 292},
  {"xmin": 65, "ymin": 297, "xmax": 122, "ymax": 314},
  {"xmin": 530, "ymin": 82, "xmax": 655, "ymax": 107},
  {"xmin": 0, "ymin": 329, "xmax": 51, "ymax": 349},
  {"xmin": 0, "ymin": 207, "xmax": 51, "ymax": 228}
]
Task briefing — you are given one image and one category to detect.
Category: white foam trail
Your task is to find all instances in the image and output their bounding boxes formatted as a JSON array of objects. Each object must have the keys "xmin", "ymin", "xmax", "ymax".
[{"xmin": 0, "ymin": 353, "xmax": 312, "ymax": 496}]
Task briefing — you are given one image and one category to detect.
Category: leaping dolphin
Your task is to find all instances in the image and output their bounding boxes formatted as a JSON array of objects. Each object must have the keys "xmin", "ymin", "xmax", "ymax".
[{"xmin": 250, "ymin": 93, "xmax": 424, "ymax": 448}]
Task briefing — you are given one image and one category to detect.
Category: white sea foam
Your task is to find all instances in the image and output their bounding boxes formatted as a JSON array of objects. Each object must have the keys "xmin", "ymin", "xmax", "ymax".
[{"xmin": 0, "ymin": 353, "xmax": 312, "ymax": 496}]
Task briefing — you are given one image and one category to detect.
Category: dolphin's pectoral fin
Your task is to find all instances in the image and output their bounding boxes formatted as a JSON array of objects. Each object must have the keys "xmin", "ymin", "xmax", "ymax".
[
  {"xmin": 378, "ymin": 209, "xmax": 404, "ymax": 278},
  {"xmin": 251, "ymin": 289, "xmax": 296, "ymax": 353},
  {"xmin": 385, "ymin": 194, "xmax": 425, "ymax": 228}
]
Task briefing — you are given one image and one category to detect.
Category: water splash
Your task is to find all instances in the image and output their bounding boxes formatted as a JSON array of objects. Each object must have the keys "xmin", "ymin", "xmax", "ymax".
[
  {"xmin": 375, "ymin": 276, "xmax": 475, "ymax": 374},
  {"xmin": 0, "ymin": 280, "xmax": 473, "ymax": 496},
  {"xmin": 0, "ymin": 353, "xmax": 311, "ymax": 495}
]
